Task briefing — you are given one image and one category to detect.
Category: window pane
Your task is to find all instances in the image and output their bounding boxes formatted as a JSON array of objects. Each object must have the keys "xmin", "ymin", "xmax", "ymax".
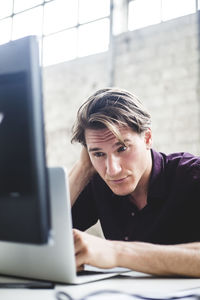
[
  {"xmin": 79, "ymin": 0, "xmax": 110, "ymax": 24},
  {"xmin": 0, "ymin": 18, "xmax": 12, "ymax": 45},
  {"xmin": 78, "ymin": 18, "xmax": 109, "ymax": 57},
  {"xmin": 128, "ymin": 0, "xmax": 161, "ymax": 31},
  {"xmin": 12, "ymin": 6, "xmax": 43, "ymax": 40},
  {"xmin": 162, "ymin": 0, "xmax": 196, "ymax": 21},
  {"xmin": 199, "ymin": 0, "xmax": 200, "ymax": 10},
  {"xmin": 43, "ymin": 29, "xmax": 77, "ymax": 66},
  {"xmin": 0, "ymin": 0, "xmax": 13, "ymax": 19},
  {"xmin": 14, "ymin": 0, "xmax": 43, "ymax": 13},
  {"xmin": 43, "ymin": 0, "xmax": 78, "ymax": 35}
]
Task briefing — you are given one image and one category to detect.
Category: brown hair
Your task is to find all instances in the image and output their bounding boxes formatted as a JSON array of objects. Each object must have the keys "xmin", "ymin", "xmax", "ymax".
[{"xmin": 71, "ymin": 88, "xmax": 151, "ymax": 146}]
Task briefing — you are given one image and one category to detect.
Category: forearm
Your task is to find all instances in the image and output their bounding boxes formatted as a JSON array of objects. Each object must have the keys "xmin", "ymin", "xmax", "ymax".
[
  {"xmin": 174, "ymin": 242, "xmax": 200, "ymax": 250},
  {"xmin": 73, "ymin": 230, "xmax": 200, "ymax": 277},
  {"xmin": 69, "ymin": 147, "xmax": 95, "ymax": 206},
  {"xmin": 69, "ymin": 161, "xmax": 94, "ymax": 206},
  {"xmin": 114, "ymin": 241, "xmax": 200, "ymax": 277}
]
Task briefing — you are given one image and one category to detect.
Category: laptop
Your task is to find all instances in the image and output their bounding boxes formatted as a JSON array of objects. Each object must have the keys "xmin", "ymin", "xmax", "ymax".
[
  {"xmin": 0, "ymin": 36, "xmax": 129, "ymax": 285},
  {"xmin": 0, "ymin": 167, "xmax": 129, "ymax": 284}
]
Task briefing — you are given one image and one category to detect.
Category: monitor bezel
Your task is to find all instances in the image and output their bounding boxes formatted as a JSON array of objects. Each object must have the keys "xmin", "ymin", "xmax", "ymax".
[{"xmin": 0, "ymin": 36, "xmax": 50, "ymax": 244}]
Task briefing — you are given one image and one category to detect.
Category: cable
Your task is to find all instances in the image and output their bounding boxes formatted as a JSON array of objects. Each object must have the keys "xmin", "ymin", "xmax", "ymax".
[
  {"xmin": 56, "ymin": 289, "xmax": 200, "ymax": 300},
  {"xmin": 56, "ymin": 291, "xmax": 74, "ymax": 300}
]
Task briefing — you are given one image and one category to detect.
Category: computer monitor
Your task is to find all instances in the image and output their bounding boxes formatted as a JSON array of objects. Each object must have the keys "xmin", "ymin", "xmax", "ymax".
[{"xmin": 0, "ymin": 36, "xmax": 50, "ymax": 244}]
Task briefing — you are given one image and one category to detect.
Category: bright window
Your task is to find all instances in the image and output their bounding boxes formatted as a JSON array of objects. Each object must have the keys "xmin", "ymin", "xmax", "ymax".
[
  {"xmin": 0, "ymin": 18, "xmax": 12, "ymax": 45},
  {"xmin": 14, "ymin": 0, "xmax": 43, "ymax": 13},
  {"xmin": 128, "ymin": 0, "xmax": 161, "ymax": 30},
  {"xmin": 78, "ymin": 18, "xmax": 109, "ymax": 57},
  {"xmin": 43, "ymin": 0, "xmax": 78, "ymax": 35},
  {"xmin": 0, "ymin": 0, "xmax": 110, "ymax": 66},
  {"xmin": 43, "ymin": 28, "xmax": 77, "ymax": 66},
  {"xmin": 12, "ymin": 6, "xmax": 43, "ymax": 40},
  {"xmin": 79, "ymin": 0, "xmax": 110, "ymax": 24},
  {"xmin": 128, "ymin": 0, "xmax": 197, "ymax": 31},
  {"xmin": 0, "ymin": 0, "xmax": 13, "ymax": 19},
  {"xmin": 162, "ymin": 0, "xmax": 196, "ymax": 21}
]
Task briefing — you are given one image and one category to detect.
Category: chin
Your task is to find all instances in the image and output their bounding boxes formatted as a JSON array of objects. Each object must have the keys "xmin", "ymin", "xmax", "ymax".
[
  {"xmin": 110, "ymin": 187, "xmax": 134, "ymax": 197},
  {"xmin": 116, "ymin": 183, "xmax": 138, "ymax": 195}
]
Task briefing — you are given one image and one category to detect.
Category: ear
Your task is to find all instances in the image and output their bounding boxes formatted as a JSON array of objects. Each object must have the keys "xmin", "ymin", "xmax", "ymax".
[{"xmin": 144, "ymin": 129, "xmax": 152, "ymax": 150}]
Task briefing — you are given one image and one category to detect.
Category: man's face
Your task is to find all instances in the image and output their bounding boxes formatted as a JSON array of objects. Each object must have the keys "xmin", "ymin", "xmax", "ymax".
[{"xmin": 85, "ymin": 126, "xmax": 152, "ymax": 197}]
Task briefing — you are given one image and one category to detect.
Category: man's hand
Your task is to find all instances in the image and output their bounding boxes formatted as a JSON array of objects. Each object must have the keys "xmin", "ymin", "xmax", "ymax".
[
  {"xmin": 73, "ymin": 229, "xmax": 200, "ymax": 277},
  {"xmin": 69, "ymin": 147, "xmax": 95, "ymax": 206},
  {"xmin": 73, "ymin": 229, "xmax": 118, "ymax": 271},
  {"xmin": 79, "ymin": 147, "xmax": 95, "ymax": 174}
]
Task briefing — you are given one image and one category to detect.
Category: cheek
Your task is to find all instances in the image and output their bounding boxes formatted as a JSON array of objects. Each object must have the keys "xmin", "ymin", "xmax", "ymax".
[
  {"xmin": 124, "ymin": 149, "xmax": 138, "ymax": 163},
  {"xmin": 90, "ymin": 157, "xmax": 104, "ymax": 172},
  {"xmin": 124, "ymin": 147, "xmax": 146, "ymax": 169}
]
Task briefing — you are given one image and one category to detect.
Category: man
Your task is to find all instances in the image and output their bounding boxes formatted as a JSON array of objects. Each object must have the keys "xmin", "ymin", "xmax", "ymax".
[{"xmin": 69, "ymin": 88, "xmax": 200, "ymax": 277}]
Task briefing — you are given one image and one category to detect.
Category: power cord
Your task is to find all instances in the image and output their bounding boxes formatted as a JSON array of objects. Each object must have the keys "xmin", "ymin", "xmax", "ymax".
[{"xmin": 56, "ymin": 289, "xmax": 200, "ymax": 300}]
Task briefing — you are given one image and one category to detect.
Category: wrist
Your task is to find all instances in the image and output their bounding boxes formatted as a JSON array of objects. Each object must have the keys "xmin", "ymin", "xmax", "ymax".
[
  {"xmin": 112, "ymin": 241, "xmax": 127, "ymax": 268},
  {"xmin": 69, "ymin": 160, "xmax": 95, "ymax": 206},
  {"xmin": 113, "ymin": 241, "xmax": 138, "ymax": 269},
  {"xmin": 76, "ymin": 160, "xmax": 95, "ymax": 183}
]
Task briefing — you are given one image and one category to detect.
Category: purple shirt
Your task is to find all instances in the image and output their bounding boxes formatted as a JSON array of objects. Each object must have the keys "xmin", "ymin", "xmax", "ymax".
[{"xmin": 72, "ymin": 149, "xmax": 200, "ymax": 244}]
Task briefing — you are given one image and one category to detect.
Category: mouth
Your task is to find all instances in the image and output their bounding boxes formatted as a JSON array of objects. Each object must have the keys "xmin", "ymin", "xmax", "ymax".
[{"xmin": 108, "ymin": 176, "xmax": 129, "ymax": 184}]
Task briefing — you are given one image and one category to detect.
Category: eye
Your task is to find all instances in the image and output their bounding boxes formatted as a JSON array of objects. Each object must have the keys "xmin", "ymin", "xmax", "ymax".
[
  {"xmin": 93, "ymin": 152, "xmax": 105, "ymax": 157},
  {"xmin": 117, "ymin": 145, "xmax": 127, "ymax": 153}
]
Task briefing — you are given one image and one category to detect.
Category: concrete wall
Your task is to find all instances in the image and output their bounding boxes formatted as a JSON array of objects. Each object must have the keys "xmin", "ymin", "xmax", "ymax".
[
  {"xmin": 43, "ymin": 12, "xmax": 200, "ymax": 171},
  {"xmin": 43, "ymin": 53, "xmax": 109, "ymax": 169},
  {"xmin": 114, "ymin": 12, "xmax": 200, "ymax": 155}
]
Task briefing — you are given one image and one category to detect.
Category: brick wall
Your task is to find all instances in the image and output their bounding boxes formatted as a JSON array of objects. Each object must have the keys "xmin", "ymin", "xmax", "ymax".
[{"xmin": 43, "ymin": 12, "xmax": 200, "ymax": 170}]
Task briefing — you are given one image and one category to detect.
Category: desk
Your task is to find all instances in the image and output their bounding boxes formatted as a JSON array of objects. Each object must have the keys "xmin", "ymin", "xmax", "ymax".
[
  {"xmin": 0, "ymin": 289, "xmax": 55, "ymax": 300},
  {"xmin": 1, "ymin": 272, "xmax": 200, "ymax": 300},
  {"xmin": 56, "ymin": 272, "xmax": 200, "ymax": 299}
]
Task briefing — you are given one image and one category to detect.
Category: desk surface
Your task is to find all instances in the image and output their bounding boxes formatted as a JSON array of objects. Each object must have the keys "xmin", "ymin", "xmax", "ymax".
[
  {"xmin": 1, "ymin": 272, "xmax": 200, "ymax": 300},
  {"xmin": 56, "ymin": 273, "xmax": 200, "ymax": 299}
]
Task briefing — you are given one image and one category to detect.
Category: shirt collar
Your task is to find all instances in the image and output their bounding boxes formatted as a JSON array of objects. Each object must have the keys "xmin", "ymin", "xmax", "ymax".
[{"xmin": 147, "ymin": 149, "xmax": 166, "ymax": 203}]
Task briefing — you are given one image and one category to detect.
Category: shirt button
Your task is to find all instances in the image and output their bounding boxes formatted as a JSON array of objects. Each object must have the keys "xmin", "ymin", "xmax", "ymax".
[
  {"xmin": 131, "ymin": 212, "xmax": 135, "ymax": 217},
  {"xmin": 124, "ymin": 236, "xmax": 129, "ymax": 241}
]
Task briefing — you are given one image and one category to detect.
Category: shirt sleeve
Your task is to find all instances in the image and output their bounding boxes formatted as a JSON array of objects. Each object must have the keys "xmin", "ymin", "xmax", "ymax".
[
  {"xmin": 176, "ymin": 158, "xmax": 200, "ymax": 242},
  {"xmin": 71, "ymin": 179, "xmax": 99, "ymax": 231}
]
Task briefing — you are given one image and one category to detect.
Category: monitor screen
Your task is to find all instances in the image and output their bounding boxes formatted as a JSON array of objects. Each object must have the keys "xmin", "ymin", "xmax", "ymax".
[{"xmin": 0, "ymin": 36, "xmax": 51, "ymax": 244}]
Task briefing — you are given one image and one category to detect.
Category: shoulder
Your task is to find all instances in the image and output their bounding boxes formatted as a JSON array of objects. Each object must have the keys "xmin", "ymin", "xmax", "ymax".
[
  {"xmin": 159, "ymin": 151, "xmax": 200, "ymax": 184},
  {"xmin": 166, "ymin": 152, "xmax": 200, "ymax": 172},
  {"xmin": 165, "ymin": 151, "xmax": 200, "ymax": 164}
]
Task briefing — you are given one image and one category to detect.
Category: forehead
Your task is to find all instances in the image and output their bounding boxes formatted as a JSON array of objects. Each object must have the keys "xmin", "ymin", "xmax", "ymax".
[{"xmin": 85, "ymin": 127, "xmax": 137, "ymax": 146}]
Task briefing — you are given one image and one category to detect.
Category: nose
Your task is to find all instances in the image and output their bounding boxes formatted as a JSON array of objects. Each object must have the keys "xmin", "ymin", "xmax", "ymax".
[{"xmin": 106, "ymin": 155, "xmax": 122, "ymax": 178}]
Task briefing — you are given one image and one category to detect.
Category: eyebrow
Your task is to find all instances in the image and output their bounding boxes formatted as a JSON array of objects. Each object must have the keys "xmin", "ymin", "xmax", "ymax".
[
  {"xmin": 88, "ymin": 147, "xmax": 102, "ymax": 152},
  {"xmin": 88, "ymin": 139, "xmax": 130, "ymax": 152}
]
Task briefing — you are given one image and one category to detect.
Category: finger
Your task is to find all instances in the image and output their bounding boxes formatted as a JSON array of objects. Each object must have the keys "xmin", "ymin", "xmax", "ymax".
[
  {"xmin": 73, "ymin": 229, "xmax": 89, "ymax": 254},
  {"xmin": 73, "ymin": 230, "xmax": 90, "ymax": 268},
  {"xmin": 73, "ymin": 228, "xmax": 83, "ymax": 242},
  {"xmin": 77, "ymin": 264, "xmax": 84, "ymax": 273},
  {"xmin": 75, "ymin": 250, "xmax": 88, "ymax": 270}
]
